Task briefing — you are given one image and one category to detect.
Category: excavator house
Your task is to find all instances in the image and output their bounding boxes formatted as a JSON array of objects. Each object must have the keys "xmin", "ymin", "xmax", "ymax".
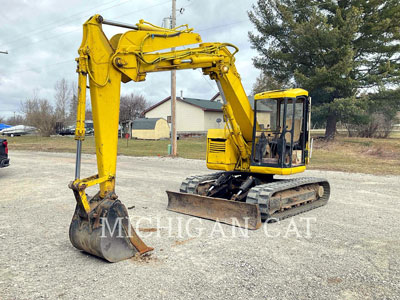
[{"xmin": 69, "ymin": 15, "xmax": 330, "ymax": 262}]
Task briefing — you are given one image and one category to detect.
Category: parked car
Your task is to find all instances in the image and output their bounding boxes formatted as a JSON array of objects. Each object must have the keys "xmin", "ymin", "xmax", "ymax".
[
  {"xmin": 0, "ymin": 138, "xmax": 9, "ymax": 168},
  {"xmin": 59, "ymin": 122, "xmax": 94, "ymax": 136},
  {"xmin": 59, "ymin": 126, "xmax": 75, "ymax": 136},
  {"xmin": 85, "ymin": 128, "xmax": 94, "ymax": 135}
]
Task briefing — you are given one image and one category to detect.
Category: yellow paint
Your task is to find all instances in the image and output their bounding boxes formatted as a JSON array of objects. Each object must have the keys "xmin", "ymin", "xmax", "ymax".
[
  {"xmin": 206, "ymin": 129, "xmax": 238, "ymax": 171},
  {"xmin": 71, "ymin": 14, "xmax": 311, "ymax": 212},
  {"xmin": 254, "ymin": 88, "xmax": 308, "ymax": 100},
  {"xmin": 72, "ymin": 174, "xmax": 112, "ymax": 213},
  {"xmin": 250, "ymin": 165, "xmax": 306, "ymax": 175},
  {"xmin": 78, "ymin": 190, "xmax": 91, "ymax": 213},
  {"xmin": 74, "ymin": 60, "xmax": 87, "ymax": 140}
]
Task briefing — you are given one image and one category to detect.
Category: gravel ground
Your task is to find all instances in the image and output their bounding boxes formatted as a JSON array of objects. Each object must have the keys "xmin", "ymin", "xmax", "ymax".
[{"xmin": 0, "ymin": 151, "xmax": 399, "ymax": 300}]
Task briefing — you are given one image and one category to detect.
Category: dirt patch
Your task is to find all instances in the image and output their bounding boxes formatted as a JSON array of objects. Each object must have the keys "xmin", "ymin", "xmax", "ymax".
[
  {"xmin": 131, "ymin": 252, "xmax": 159, "ymax": 264},
  {"xmin": 327, "ymin": 277, "xmax": 343, "ymax": 284},
  {"xmin": 172, "ymin": 237, "xmax": 196, "ymax": 247}
]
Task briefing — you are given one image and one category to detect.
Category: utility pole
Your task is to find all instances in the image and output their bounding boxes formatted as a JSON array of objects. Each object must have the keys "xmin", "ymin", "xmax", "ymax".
[{"xmin": 171, "ymin": 0, "xmax": 177, "ymax": 156}]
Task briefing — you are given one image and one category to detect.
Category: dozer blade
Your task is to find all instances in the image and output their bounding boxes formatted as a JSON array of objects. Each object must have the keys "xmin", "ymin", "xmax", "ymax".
[
  {"xmin": 69, "ymin": 198, "xmax": 152, "ymax": 262},
  {"xmin": 166, "ymin": 191, "xmax": 262, "ymax": 230}
]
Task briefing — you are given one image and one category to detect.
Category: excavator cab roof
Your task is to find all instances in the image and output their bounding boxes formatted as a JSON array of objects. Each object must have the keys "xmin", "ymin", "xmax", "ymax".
[{"xmin": 254, "ymin": 88, "xmax": 308, "ymax": 100}]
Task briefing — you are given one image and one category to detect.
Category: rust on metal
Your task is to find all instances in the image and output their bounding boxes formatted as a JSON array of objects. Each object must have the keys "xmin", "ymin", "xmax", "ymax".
[
  {"xmin": 269, "ymin": 183, "xmax": 320, "ymax": 215},
  {"xmin": 69, "ymin": 196, "xmax": 152, "ymax": 262},
  {"xmin": 166, "ymin": 191, "xmax": 262, "ymax": 230},
  {"xmin": 138, "ymin": 228, "xmax": 158, "ymax": 232},
  {"xmin": 126, "ymin": 224, "xmax": 153, "ymax": 255}
]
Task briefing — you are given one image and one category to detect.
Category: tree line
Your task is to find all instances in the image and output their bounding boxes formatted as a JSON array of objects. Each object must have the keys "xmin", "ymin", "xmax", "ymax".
[
  {"xmin": 0, "ymin": 78, "xmax": 149, "ymax": 137},
  {"xmin": 249, "ymin": 0, "xmax": 400, "ymax": 139}
]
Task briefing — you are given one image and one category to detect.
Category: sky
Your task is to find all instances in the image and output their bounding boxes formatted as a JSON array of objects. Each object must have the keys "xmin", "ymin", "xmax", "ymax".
[{"xmin": 0, "ymin": 0, "xmax": 260, "ymax": 119}]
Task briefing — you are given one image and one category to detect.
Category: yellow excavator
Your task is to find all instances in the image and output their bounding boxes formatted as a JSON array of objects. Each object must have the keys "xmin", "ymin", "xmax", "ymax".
[{"xmin": 69, "ymin": 15, "xmax": 330, "ymax": 262}]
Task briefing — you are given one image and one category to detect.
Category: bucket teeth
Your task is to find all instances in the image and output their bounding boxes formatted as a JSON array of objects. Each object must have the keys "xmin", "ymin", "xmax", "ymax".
[{"xmin": 69, "ymin": 198, "xmax": 152, "ymax": 262}]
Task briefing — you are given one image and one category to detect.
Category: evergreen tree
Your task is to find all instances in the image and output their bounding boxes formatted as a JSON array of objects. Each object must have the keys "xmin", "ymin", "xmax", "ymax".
[{"xmin": 248, "ymin": 0, "xmax": 400, "ymax": 139}]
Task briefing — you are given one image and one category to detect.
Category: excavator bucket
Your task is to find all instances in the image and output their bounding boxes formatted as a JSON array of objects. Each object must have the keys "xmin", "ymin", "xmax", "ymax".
[
  {"xmin": 166, "ymin": 191, "xmax": 262, "ymax": 230},
  {"xmin": 69, "ymin": 198, "xmax": 152, "ymax": 262}
]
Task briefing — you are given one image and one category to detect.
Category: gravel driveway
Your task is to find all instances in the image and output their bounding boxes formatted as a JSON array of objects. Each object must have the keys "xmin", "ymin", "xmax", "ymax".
[{"xmin": 0, "ymin": 151, "xmax": 399, "ymax": 299}]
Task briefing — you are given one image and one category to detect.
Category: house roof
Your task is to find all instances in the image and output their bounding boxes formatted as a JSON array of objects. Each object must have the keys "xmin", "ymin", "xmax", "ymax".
[
  {"xmin": 182, "ymin": 97, "xmax": 222, "ymax": 111},
  {"xmin": 132, "ymin": 118, "xmax": 162, "ymax": 130},
  {"xmin": 143, "ymin": 94, "xmax": 273, "ymax": 115},
  {"xmin": 143, "ymin": 96, "xmax": 222, "ymax": 115}
]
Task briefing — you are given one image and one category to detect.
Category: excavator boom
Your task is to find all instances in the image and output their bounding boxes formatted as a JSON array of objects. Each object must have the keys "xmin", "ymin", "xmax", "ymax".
[{"xmin": 69, "ymin": 15, "xmax": 256, "ymax": 261}]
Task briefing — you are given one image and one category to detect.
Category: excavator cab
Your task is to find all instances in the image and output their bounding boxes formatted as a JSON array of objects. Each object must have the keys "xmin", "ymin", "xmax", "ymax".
[{"xmin": 251, "ymin": 90, "xmax": 310, "ymax": 170}]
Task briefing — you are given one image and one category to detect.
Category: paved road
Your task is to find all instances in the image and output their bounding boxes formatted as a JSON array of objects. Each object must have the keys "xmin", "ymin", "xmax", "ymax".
[{"xmin": 0, "ymin": 151, "xmax": 399, "ymax": 299}]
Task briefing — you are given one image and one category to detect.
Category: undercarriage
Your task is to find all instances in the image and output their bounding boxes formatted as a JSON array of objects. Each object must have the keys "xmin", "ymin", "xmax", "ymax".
[{"xmin": 167, "ymin": 172, "xmax": 330, "ymax": 229}]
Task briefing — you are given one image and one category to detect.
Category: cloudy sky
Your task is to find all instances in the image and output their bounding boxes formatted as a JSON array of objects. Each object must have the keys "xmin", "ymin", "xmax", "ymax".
[{"xmin": 0, "ymin": 0, "xmax": 260, "ymax": 118}]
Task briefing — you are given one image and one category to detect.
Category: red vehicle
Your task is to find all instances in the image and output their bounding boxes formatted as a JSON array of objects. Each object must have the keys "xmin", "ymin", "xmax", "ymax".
[{"xmin": 0, "ymin": 138, "xmax": 9, "ymax": 168}]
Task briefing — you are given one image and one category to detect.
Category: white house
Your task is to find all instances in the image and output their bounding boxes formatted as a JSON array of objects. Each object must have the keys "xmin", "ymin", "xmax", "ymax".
[{"xmin": 143, "ymin": 93, "xmax": 225, "ymax": 134}]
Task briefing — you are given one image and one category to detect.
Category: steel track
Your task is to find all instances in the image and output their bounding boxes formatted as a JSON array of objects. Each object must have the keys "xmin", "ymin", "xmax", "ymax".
[
  {"xmin": 180, "ymin": 174, "xmax": 330, "ymax": 222},
  {"xmin": 246, "ymin": 177, "xmax": 330, "ymax": 221}
]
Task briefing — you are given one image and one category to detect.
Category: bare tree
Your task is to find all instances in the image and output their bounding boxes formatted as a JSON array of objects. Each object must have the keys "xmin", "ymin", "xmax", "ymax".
[
  {"xmin": 119, "ymin": 93, "xmax": 149, "ymax": 121},
  {"xmin": 54, "ymin": 78, "xmax": 70, "ymax": 123},
  {"xmin": 6, "ymin": 115, "xmax": 25, "ymax": 126},
  {"xmin": 252, "ymin": 72, "xmax": 286, "ymax": 95},
  {"xmin": 21, "ymin": 92, "xmax": 57, "ymax": 137},
  {"xmin": 69, "ymin": 81, "xmax": 78, "ymax": 120},
  {"xmin": 85, "ymin": 109, "xmax": 92, "ymax": 120},
  {"xmin": 68, "ymin": 87, "xmax": 148, "ymax": 123}
]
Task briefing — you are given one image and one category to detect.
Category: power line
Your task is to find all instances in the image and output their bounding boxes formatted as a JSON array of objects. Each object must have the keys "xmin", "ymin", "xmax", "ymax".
[
  {"xmin": 5, "ymin": 1, "xmax": 173, "ymax": 73},
  {"xmin": 0, "ymin": 0, "xmax": 129, "ymax": 48},
  {"xmin": 180, "ymin": 45, "xmax": 218, "ymax": 93},
  {"xmin": 11, "ymin": 58, "xmax": 76, "ymax": 75},
  {"xmin": 3, "ymin": 0, "xmax": 171, "ymax": 51},
  {"xmin": 183, "ymin": 0, "xmax": 195, "ymax": 9},
  {"xmin": 112, "ymin": 0, "xmax": 171, "ymax": 19},
  {"xmin": 7, "ymin": 29, "xmax": 79, "ymax": 52},
  {"xmin": 197, "ymin": 19, "xmax": 248, "ymax": 32},
  {"xmin": 8, "ymin": 17, "xmax": 249, "ymax": 53},
  {"xmin": 7, "ymin": 15, "xmax": 253, "ymax": 75},
  {"xmin": 196, "ymin": 69, "xmax": 218, "ymax": 93}
]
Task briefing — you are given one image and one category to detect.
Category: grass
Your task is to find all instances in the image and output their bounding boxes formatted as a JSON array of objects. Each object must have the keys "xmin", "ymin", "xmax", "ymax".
[
  {"xmin": 308, "ymin": 131, "xmax": 400, "ymax": 175},
  {"xmin": 6, "ymin": 135, "xmax": 207, "ymax": 160},
  {"xmin": 5, "ymin": 132, "xmax": 400, "ymax": 175}
]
